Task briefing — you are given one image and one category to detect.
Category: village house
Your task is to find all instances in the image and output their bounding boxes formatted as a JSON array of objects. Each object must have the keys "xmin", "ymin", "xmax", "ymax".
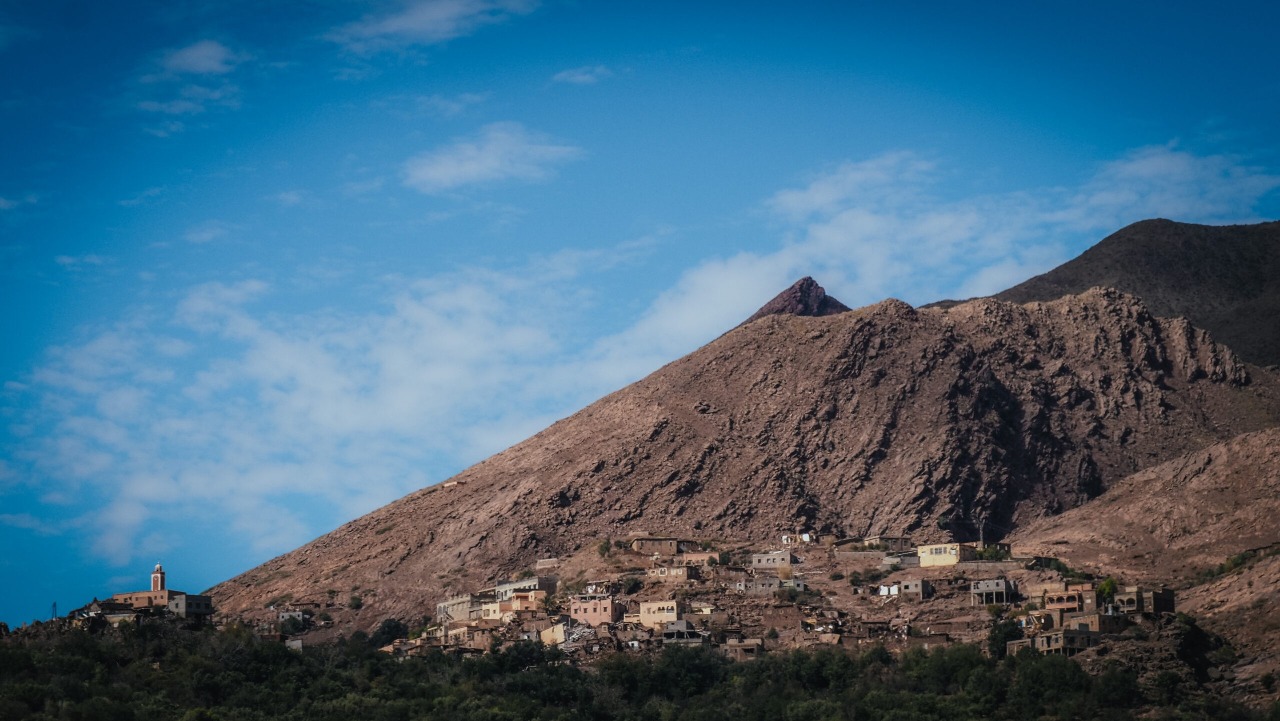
[
  {"xmin": 735, "ymin": 577, "xmax": 807, "ymax": 596},
  {"xmin": 660, "ymin": 619, "xmax": 707, "ymax": 646},
  {"xmin": 489, "ymin": 576, "xmax": 558, "ymax": 601},
  {"xmin": 1114, "ymin": 586, "xmax": 1175, "ymax": 616},
  {"xmin": 876, "ymin": 579, "xmax": 932, "ymax": 600},
  {"xmin": 970, "ymin": 578, "xmax": 1016, "ymax": 605},
  {"xmin": 1062, "ymin": 612, "xmax": 1129, "ymax": 635},
  {"xmin": 917, "ymin": 543, "xmax": 978, "ymax": 567},
  {"xmin": 751, "ymin": 551, "xmax": 797, "ymax": 570},
  {"xmin": 1012, "ymin": 628, "xmax": 1100, "ymax": 657},
  {"xmin": 569, "ymin": 594, "xmax": 622, "ymax": 626},
  {"xmin": 865, "ymin": 535, "xmax": 914, "ymax": 553},
  {"xmin": 676, "ymin": 551, "xmax": 718, "ymax": 567},
  {"xmin": 630, "ymin": 536, "xmax": 684, "ymax": 555},
  {"xmin": 638, "ymin": 600, "xmax": 682, "ymax": 630},
  {"xmin": 646, "ymin": 565, "xmax": 701, "ymax": 582},
  {"xmin": 436, "ymin": 592, "xmax": 495, "ymax": 624},
  {"xmin": 723, "ymin": 637, "xmax": 765, "ymax": 661},
  {"xmin": 1041, "ymin": 582, "xmax": 1099, "ymax": 613}
]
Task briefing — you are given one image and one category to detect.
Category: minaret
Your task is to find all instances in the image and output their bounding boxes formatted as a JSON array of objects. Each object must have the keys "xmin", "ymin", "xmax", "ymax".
[{"xmin": 151, "ymin": 563, "xmax": 166, "ymax": 592}]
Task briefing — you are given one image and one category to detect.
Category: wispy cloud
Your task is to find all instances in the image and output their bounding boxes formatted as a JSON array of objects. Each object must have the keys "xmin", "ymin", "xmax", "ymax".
[
  {"xmin": 184, "ymin": 221, "xmax": 230, "ymax": 244},
  {"xmin": 0, "ymin": 194, "xmax": 36, "ymax": 210},
  {"xmin": 118, "ymin": 187, "xmax": 165, "ymax": 207},
  {"xmin": 271, "ymin": 190, "xmax": 305, "ymax": 207},
  {"xmin": 552, "ymin": 65, "xmax": 612, "ymax": 85},
  {"xmin": 402, "ymin": 121, "xmax": 582, "ymax": 194},
  {"xmin": 135, "ymin": 41, "xmax": 247, "ymax": 133},
  {"xmin": 330, "ymin": 0, "xmax": 538, "ymax": 53},
  {"xmin": 413, "ymin": 92, "xmax": 488, "ymax": 116},
  {"xmin": 54, "ymin": 255, "xmax": 109, "ymax": 270},
  {"xmin": 158, "ymin": 40, "xmax": 243, "ymax": 76}
]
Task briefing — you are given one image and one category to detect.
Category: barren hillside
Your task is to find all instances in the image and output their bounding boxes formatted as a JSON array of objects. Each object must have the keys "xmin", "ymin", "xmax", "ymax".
[{"xmin": 209, "ymin": 284, "xmax": 1280, "ymax": 629}]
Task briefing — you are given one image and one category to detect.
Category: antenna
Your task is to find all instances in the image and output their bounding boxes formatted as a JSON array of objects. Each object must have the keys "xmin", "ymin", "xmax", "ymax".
[{"xmin": 51, "ymin": 601, "xmax": 57, "ymax": 620}]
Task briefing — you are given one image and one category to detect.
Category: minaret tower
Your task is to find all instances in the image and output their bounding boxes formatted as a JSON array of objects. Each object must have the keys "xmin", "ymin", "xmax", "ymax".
[{"xmin": 151, "ymin": 562, "xmax": 166, "ymax": 592}]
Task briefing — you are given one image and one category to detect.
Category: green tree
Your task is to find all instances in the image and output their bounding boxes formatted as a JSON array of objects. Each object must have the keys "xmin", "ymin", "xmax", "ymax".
[
  {"xmin": 987, "ymin": 619, "xmax": 1022, "ymax": 659},
  {"xmin": 1097, "ymin": 576, "xmax": 1118, "ymax": 603}
]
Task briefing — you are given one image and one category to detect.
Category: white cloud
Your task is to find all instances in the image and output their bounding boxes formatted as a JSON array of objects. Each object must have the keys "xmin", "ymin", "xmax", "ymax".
[
  {"xmin": 160, "ymin": 40, "xmax": 241, "ymax": 76},
  {"xmin": 271, "ymin": 190, "xmax": 305, "ymax": 206},
  {"xmin": 54, "ymin": 254, "xmax": 108, "ymax": 269},
  {"xmin": 184, "ymin": 221, "xmax": 229, "ymax": 244},
  {"xmin": 552, "ymin": 65, "xmax": 612, "ymax": 85},
  {"xmin": 402, "ymin": 122, "xmax": 582, "ymax": 193},
  {"xmin": 331, "ymin": 0, "xmax": 537, "ymax": 53},
  {"xmin": 0, "ymin": 194, "xmax": 37, "ymax": 210},
  {"xmin": 119, "ymin": 187, "xmax": 165, "ymax": 207},
  {"xmin": 414, "ymin": 92, "xmax": 488, "ymax": 116}
]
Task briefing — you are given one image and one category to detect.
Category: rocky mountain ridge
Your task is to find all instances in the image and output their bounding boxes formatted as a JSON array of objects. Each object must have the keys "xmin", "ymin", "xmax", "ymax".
[{"xmin": 210, "ymin": 279, "xmax": 1280, "ymax": 628}]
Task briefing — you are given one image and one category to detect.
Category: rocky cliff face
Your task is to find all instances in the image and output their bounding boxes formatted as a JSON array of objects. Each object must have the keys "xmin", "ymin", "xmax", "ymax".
[
  {"xmin": 991, "ymin": 219, "xmax": 1280, "ymax": 368},
  {"xmin": 209, "ymin": 285, "xmax": 1280, "ymax": 628}
]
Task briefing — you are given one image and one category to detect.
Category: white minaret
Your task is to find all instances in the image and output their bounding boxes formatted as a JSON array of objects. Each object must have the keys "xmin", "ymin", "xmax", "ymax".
[{"xmin": 151, "ymin": 562, "xmax": 166, "ymax": 592}]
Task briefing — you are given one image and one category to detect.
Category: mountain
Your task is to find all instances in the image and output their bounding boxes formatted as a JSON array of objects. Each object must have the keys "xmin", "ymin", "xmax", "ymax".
[
  {"xmin": 992, "ymin": 219, "xmax": 1280, "ymax": 368},
  {"xmin": 209, "ymin": 279, "xmax": 1280, "ymax": 627},
  {"xmin": 740, "ymin": 276, "xmax": 851, "ymax": 325}
]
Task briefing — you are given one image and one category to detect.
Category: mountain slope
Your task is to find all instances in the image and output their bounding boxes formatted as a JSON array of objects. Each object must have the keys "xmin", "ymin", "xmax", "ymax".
[
  {"xmin": 993, "ymin": 219, "xmax": 1280, "ymax": 367},
  {"xmin": 1013, "ymin": 428, "xmax": 1280, "ymax": 689},
  {"xmin": 209, "ymin": 286, "xmax": 1280, "ymax": 628},
  {"xmin": 1013, "ymin": 427, "xmax": 1280, "ymax": 584}
]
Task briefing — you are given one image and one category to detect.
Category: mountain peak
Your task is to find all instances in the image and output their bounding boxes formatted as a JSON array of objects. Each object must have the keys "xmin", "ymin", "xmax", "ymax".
[{"xmin": 743, "ymin": 277, "xmax": 851, "ymax": 325}]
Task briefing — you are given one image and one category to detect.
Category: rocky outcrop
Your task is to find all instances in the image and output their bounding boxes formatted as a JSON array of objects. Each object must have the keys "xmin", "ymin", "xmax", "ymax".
[
  {"xmin": 990, "ymin": 219, "xmax": 1280, "ymax": 367},
  {"xmin": 209, "ymin": 285, "xmax": 1280, "ymax": 631},
  {"xmin": 741, "ymin": 276, "xmax": 851, "ymax": 325}
]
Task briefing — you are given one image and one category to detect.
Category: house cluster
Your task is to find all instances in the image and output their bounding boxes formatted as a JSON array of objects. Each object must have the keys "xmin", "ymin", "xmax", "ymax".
[
  {"xmin": 1005, "ymin": 581, "xmax": 1175, "ymax": 657},
  {"xmin": 68, "ymin": 564, "xmax": 215, "ymax": 628},
  {"xmin": 380, "ymin": 531, "xmax": 1027, "ymax": 660}
]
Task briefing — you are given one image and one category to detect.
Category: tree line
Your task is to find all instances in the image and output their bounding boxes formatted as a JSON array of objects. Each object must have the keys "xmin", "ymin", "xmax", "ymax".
[{"xmin": 1, "ymin": 619, "xmax": 1276, "ymax": 721}]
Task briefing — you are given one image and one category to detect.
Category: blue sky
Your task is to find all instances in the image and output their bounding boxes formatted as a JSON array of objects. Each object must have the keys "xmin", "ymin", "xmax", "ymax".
[{"xmin": 2, "ymin": 1, "xmax": 1278, "ymax": 625}]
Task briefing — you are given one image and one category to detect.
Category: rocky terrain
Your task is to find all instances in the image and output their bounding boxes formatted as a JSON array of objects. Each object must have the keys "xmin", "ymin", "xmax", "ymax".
[
  {"xmin": 1014, "ymin": 427, "xmax": 1280, "ymax": 690},
  {"xmin": 988, "ymin": 218, "xmax": 1280, "ymax": 368},
  {"xmin": 210, "ymin": 278, "xmax": 1280, "ymax": 631}
]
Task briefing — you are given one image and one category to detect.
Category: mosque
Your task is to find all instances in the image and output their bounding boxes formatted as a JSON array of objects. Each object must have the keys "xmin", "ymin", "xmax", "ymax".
[{"xmin": 111, "ymin": 563, "xmax": 214, "ymax": 620}]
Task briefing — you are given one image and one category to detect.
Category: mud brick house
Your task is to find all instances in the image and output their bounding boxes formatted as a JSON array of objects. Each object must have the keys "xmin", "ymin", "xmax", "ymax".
[
  {"xmin": 865, "ymin": 535, "xmax": 914, "ymax": 552},
  {"xmin": 751, "ymin": 551, "xmax": 797, "ymax": 570},
  {"xmin": 569, "ymin": 594, "xmax": 622, "ymax": 626},
  {"xmin": 646, "ymin": 565, "xmax": 701, "ymax": 582},
  {"xmin": 1114, "ymin": 587, "xmax": 1175, "ymax": 616},
  {"xmin": 1012, "ymin": 628, "xmax": 1100, "ymax": 657},
  {"xmin": 1042, "ymin": 582, "xmax": 1099, "ymax": 614},
  {"xmin": 630, "ymin": 536, "xmax": 684, "ymax": 555}
]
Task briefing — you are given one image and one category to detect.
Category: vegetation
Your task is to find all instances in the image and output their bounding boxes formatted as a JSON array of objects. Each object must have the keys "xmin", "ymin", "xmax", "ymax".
[
  {"xmin": 2, "ymin": 620, "xmax": 1277, "ymax": 721},
  {"xmin": 974, "ymin": 545, "xmax": 1011, "ymax": 561},
  {"xmin": 1035, "ymin": 558, "xmax": 1096, "ymax": 582},
  {"xmin": 1196, "ymin": 546, "xmax": 1280, "ymax": 581}
]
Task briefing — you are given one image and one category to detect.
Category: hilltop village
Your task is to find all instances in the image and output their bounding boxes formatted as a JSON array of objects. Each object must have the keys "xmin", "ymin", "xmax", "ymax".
[{"xmin": 250, "ymin": 531, "xmax": 1179, "ymax": 664}]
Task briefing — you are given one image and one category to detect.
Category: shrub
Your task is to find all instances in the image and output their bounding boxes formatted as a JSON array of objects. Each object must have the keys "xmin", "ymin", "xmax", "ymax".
[{"xmin": 348, "ymin": 594, "xmax": 363, "ymax": 610}]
